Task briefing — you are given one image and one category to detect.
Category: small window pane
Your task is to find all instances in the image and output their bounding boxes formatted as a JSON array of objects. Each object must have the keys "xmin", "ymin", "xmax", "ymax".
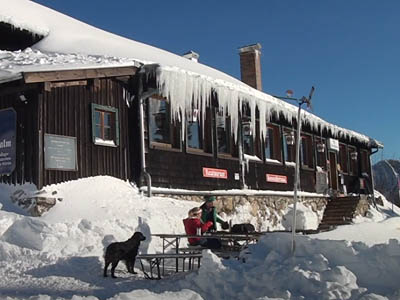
[
  {"xmin": 149, "ymin": 98, "xmax": 170, "ymax": 144},
  {"xmin": 217, "ymin": 111, "xmax": 230, "ymax": 154},
  {"xmin": 283, "ymin": 128, "xmax": 295, "ymax": 163},
  {"xmin": 187, "ymin": 121, "xmax": 202, "ymax": 149},
  {"xmin": 339, "ymin": 144, "xmax": 348, "ymax": 173},
  {"xmin": 264, "ymin": 127, "xmax": 274, "ymax": 159},
  {"xmin": 104, "ymin": 127, "xmax": 113, "ymax": 140},
  {"xmin": 348, "ymin": 146, "xmax": 358, "ymax": 175},
  {"xmin": 301, "ymin": 135, "xmax": 314, "ymax": 168},
  {"xmin": 315, "ymin": 137, "xmax": 327, "ymax": 170},
  {"xmin": 95, "ymin": 125, "xmax": 102, "ymax": 138},
  {"xmin": 104, "ymin": 112, "xmax": 112, "ymax": 127},
  {"xmin": 95, "ymin": 111, "xmax": 101, "ymax": 127}
]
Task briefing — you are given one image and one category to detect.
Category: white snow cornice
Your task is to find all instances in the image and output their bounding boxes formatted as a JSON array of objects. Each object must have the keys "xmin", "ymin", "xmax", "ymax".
[{"xmin": 154, "ymin": 65, "xmax": 382, "ymax": 149}]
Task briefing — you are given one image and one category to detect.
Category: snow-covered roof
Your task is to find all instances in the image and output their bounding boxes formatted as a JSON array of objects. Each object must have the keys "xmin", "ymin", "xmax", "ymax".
[{"xmin": 0, "ymin": 0, "xmax": 382, "ymax": 148}]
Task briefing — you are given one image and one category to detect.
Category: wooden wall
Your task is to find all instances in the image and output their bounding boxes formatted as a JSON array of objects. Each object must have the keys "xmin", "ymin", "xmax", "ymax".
[
  {"xmin": 40, "ymin": 78, "xmax": 131, "ymax": 187},
  {"xmin": 0, "ymin": 85, "xmax": 40, "ymax": 186},
  {"xmin": 142, "ymin": 107, "xmax": 372, "ymax": 193},
  {"xmin": 0, "ymin": 77, "xmax": 131, "ymax": 189},
  {"xmin": 146, "ymin": 150, "xmax": 242, "ymax": 191}
]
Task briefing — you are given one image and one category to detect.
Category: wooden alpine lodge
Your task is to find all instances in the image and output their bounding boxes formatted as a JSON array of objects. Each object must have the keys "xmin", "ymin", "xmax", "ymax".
[{"xmin": 0, "ymin": 1, "xmax": 383, "ymax": 203}]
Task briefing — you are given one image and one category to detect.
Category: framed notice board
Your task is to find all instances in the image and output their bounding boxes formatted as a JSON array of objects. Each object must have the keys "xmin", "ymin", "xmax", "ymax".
[
  {"xmin": 0, "ymin": 108, "xmax": 16, "ymax": 175},
  {"xmin": 44, "ymin": 134, "xmax": 77, "ymax": 171}
]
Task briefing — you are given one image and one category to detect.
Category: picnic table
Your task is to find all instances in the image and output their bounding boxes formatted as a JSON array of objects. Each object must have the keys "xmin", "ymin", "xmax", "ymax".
[
  {"xmin": 151, "ymin": 231, "xmax": 262, "ymax": 272},
  {"xmin": 137, "ymin": 253, "xmax": 202, "ymax": 279}
]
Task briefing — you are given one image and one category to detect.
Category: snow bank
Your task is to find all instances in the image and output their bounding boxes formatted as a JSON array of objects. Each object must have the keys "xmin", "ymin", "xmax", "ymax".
[{"xmin": 176, "ymin": 234, "xmax": 400, "ymax": 299}]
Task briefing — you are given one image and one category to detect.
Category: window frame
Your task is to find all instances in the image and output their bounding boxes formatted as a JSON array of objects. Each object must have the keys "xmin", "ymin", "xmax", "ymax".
[
  {"xmin": 186, "ymin": 107, "xmax": 213, "ymax": 156},
  {"xmin": 360, "ymin": 149, "xmax": 370, "ymax": 174},
  {"xmin": 147, "ymin": 96, "xmax": 181, "ymax": 151},
  {"xmin": 264, "ymin": 123, "xmax": 282, "ymax": 164},
  {"xmin": 300, "ymin": 133, "xmax": 314, "ymax": 170},
  {"xmin": 241, "ymin": 105, "xmax": 261, "ymax": 161},
  {"xmin": 348, "ymin": 145, "xmax": 358, "ymax": 176},
  {"xmin": 282, "ymin": 126, "xmax": 296, "ymax": 167},
  {"xmin": 338, "ymin": 143, "xmax": 349, "ymax": 174},
  {"xmin": 216, "ymin": 108, "xmax": 238, "ymax": 159},
  {"xmin": 314, "ymin": 136, "xmax": 327, "ymax": 171},
  {"xmin": 91, "ymin": 103, "xmax": 119, "ymax": 147}
]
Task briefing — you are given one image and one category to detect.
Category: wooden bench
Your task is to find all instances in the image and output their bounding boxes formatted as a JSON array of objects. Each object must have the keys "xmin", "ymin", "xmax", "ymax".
[{"xmin": 137, "ymin": 253, "xmax": 203, "ymax": 279}]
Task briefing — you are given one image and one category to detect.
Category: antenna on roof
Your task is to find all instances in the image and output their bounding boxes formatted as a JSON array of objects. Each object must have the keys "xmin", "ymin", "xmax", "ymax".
[{"xmin": 302, "ymin": 86, "xmax": 315, "ymax": 111}]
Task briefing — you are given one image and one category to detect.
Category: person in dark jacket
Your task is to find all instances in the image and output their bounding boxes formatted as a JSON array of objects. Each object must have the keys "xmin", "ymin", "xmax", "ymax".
[
  {"xmin": 200, "ymin": 196, "xmax": 229, "ymax": 231},
  {"xmin": 183, "ymin": 207, "xmax": 221, "ymax": 249}
]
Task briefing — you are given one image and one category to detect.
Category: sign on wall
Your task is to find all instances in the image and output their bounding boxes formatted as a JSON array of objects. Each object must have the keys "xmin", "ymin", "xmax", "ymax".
[
  {"xmin": 44, "ymin": 134, "xmax": 77, "ymax": 171},
  {"xmin": 266, "ymin": 174, "xmax": 287, "ymax": 184},
  {"xmin": 202, "ymin": 167, "xmax": 228, "ymax": 179},
  {"xmin": 316, "ymin": 171, "xmax": 329, "ymax": 194},
  {"xmin": 0, "ymin": 108, "xmax": 16, "ymax": 175},
  {"xmin": 327, "ymin": 138, "xmax": 339, "ymax": 152}
]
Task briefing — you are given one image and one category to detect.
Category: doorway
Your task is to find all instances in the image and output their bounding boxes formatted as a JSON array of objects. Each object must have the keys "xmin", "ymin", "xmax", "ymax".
[{"xmin": 329, "ymin": 151, "xmax": 338, "ymax": 191}]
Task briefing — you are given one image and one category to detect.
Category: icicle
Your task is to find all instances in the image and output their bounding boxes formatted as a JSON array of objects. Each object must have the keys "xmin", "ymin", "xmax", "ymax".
[{"xmin": 154, "ymin": 65, "xmax": 376, "ymax": 150}]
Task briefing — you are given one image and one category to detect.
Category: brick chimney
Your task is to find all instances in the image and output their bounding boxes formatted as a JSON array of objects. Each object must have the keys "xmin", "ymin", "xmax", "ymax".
[{"xmin": 238, "ymin": 43, "xmax": 262, "ymax": 91}]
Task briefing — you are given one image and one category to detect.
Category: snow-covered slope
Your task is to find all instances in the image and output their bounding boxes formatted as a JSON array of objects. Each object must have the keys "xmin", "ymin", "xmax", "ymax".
[
  {"xmin": 373, "ymin": 160, "xmax": 400, "ymax": 206},
  {"xmin": 0, "ymin": 176, "xmax": 399, "ymax": 300}
]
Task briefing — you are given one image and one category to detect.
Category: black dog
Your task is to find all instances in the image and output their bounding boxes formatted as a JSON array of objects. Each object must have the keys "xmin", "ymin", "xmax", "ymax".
[{"xmin": 103, "ymin": 232, "xmax": 146, "ymax": 278}]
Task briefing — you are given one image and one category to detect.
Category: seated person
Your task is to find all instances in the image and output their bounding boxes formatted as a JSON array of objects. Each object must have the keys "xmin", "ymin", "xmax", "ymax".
[
  {"xmin": 183, "ymin": 207, "xmax": 221, "ymax": 249},
  {"xmin": 200, "ymin": 196, "xmax": 229, "ymax": 231}
]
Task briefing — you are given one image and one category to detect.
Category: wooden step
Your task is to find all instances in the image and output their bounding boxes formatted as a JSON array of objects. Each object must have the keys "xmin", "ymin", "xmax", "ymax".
[
  {"xmin": 317, "ymin": 195, "xmax": 361, "ymax": 230},
  {"xmin": 323, "ymin": 207, "xmax": 357, "ymax": 213},
  {"xmin": 319, "ymin": 220, "xmax": 352, "ymax": 226}
]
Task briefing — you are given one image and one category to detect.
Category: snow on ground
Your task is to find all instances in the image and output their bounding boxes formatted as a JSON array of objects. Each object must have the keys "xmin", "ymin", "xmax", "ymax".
[{"xmin": 0, "ymin": 176, "xmax": 399, "ymax": 300}]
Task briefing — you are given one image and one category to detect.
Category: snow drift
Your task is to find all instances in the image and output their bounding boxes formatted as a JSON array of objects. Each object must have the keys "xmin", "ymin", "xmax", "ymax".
[{"xmin": 0, "ymin": 176, "xmax": 399, "ymax": 299}]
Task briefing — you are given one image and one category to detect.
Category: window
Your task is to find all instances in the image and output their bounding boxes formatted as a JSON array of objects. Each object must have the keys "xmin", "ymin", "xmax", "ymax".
[
  {"xmin": 216, "ymin": 109, "xmax": 230, "ymax": 154},
  {"xmin": 360, "ymin": 149, "xmax": 370, "ymax": 174},
  {"xmin": 186, "ymin": 107, "xmax": 212, "ymax": 153},
  {"xmin": 264, "ymin": 124, "xmax": 282, "ymax": 163},
  {"xmin": 283, "ymin": 127, "xmax": 295, "ymax": 164},
  {"xmin": 91, "ymin": 104, "xmax": 119, "ymax": 147},
  {"xmin": 301, "ymin": 134, "xmax": 314, "ymax": 169},
  {"xmin": 216, "ymin": 108, "xmax": 238, "ymax": 157},
  {"xmin": 187, "ymin": 108, "xmax": 202, "ymax": 149},
  {"xmin": 348, "ymin": 146, "xmax": 358, "ymax": 175},
  {"xmin": 315, "ymin": 137, "xmax": 327, "ymax": 170},
  {"xmin": 148, "ymin": 97, "xmax": 180, "ymax": 149},
  {"xmin": 241, "ymin": 105, "xmax": 261, "ymax": 159},
  {"xmin": 338, "ymin": 143, "xmax": 348, "ymax": 173}
]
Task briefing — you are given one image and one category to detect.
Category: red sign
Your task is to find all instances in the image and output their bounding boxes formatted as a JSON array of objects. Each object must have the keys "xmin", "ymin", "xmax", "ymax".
[
  {"xmin": 203, "ymin": 167, "xmax": 228, "ymax": 179},
  {"xmin": 266, "ymin": 174, "xmax": 287, "ymax": 184}
]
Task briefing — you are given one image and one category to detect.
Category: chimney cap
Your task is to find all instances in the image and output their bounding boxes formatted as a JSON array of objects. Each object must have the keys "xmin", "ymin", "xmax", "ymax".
[
  {"xmin": 238, "ymin": 43, "xmax": 262, "ymax": 54},
  {"xmin": 182, "ymin": 50, "xmax": 200, "ymax": 62}
]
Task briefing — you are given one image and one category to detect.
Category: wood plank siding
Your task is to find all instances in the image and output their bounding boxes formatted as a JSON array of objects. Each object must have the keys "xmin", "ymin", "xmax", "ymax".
[
  {"xmin": 141, "ymin": 98, "xmax": 372, "ymax": 193},
  {"xmin": 0, "ymin": 77, "xmax": 132, "ymax": 189},
  {"xmin": 40, "ymin": 78, "xmax": 131, "ymax": 187},
  {"xmin": 0, "ymin": 68, "xmax": 373, "ymax": 195},
  {"xmin": 0, "ymin": 84, "xmax": 40, "ymax": 185}
]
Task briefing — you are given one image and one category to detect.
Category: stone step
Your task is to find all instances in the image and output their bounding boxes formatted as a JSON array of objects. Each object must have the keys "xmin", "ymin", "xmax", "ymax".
[
  {"xmin": 323, "ymin": 209, "xmax": 356, "ymax": 215},
  {"xmin": 319, "ymin": 220, "xmax": 352, "ymax": 226}
]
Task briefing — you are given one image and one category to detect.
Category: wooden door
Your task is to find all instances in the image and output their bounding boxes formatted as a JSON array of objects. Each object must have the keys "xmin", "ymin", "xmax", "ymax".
[{"xmin": 329, "ymin": 151, "xmax": 338, "ymax": 191}]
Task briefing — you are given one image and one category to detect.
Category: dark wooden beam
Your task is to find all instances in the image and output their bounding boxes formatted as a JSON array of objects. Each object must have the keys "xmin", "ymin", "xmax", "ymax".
[
  {"xmin": 49, "ymin": 80, "xmax": 87, "ymax": 89},
  {"xmin": 23, "ymin": 66, "xmax": 138, "ymax": 83},
  {"xmin": 0, "ymin": 82, "xmax": 40, "ymax": 97}
]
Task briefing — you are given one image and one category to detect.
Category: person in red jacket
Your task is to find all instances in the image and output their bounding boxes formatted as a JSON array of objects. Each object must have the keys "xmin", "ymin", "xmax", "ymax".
[{"xmin": 183, "ymin": 207, "xmax": 221, "ymax": 249}]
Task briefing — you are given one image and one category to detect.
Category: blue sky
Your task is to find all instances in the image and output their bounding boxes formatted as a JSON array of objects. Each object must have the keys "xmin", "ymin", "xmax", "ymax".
[{"xmin": 35, "ymin": 0, "xmax": 398, "ymax": 163}]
